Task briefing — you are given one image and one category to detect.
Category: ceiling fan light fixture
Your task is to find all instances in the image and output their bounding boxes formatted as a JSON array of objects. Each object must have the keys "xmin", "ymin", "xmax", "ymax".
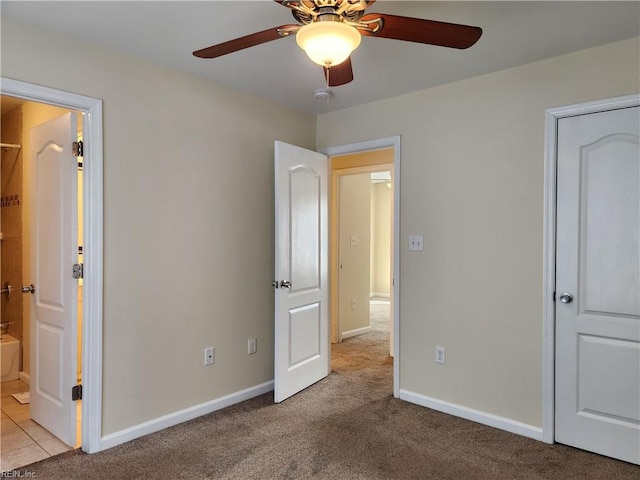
[{"xmin": 296, "ymin": 21, "xmax": 361, "ymax": 67}]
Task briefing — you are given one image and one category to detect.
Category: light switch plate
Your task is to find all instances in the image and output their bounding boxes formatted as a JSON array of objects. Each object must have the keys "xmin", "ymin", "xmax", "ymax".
[
  {"xmin": 350, "ymin": 235, "xmax": 358, "ymax": 246},
  {"xmin": 409, "ymin": 235, "xmax": 424, "ymax": 251}
]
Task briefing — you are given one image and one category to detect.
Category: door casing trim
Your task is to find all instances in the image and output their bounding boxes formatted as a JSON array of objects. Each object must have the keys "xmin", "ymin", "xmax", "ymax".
[
  {"xmin": 1, "ymin": 77, "xmax": 104, "ymax": 453},
  {"xmin": 320, "ymin": 136, "xmax": 401, "ymax": 398},
  {"xmin": 542, "ymin": 94, "xmax": 639, "ymax": 444}
]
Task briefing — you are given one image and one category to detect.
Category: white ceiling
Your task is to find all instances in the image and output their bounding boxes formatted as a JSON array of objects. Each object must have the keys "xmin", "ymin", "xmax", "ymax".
[{"xmin": 2, "ymin": 1, "xmax": 638, "ymax": 115}]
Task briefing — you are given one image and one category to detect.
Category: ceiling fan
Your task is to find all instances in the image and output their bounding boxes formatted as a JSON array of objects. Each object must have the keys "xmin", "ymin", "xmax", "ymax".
[{"xmin": 193, "ymin": 0, "xmax": 482, "ymax": 87}]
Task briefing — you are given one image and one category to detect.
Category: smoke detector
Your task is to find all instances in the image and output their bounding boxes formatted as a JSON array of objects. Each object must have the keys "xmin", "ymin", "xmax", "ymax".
[{"xmin": 314, "ymin": 88, "xmax": 331, "ymax": 100}]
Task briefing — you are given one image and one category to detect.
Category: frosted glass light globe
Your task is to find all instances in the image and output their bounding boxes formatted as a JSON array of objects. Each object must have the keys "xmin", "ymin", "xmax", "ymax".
[{"xmin": 296, "ymin": 21, "xmax": 361, "ymax": 67}]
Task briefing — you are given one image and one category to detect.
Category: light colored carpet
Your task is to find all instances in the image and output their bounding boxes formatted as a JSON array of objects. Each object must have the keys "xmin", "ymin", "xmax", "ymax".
[
  {"xmin": 13, "ymin": 304, "xmax": 638, "ymax": 479},
  {"xmin": 369, "ymin": 299, "xmax": 390, "ymax": 332}
]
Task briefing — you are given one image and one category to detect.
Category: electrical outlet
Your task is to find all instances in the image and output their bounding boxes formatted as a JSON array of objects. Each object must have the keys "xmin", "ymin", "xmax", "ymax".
[
  {"xmin": 204, "ymin": 347, "xmax": 215, "ymax": 366},
  {"xmin": 409, "ymin": 235, "xmax": 424, "ymax": 251},
  {"xmin": 351, "ymin": 299, "xmax": 357, "ymax": 310},
  {"xmin": 248, "ymin": 338, "xmax": 257, "ymax": 355},
  {"xmin": 435, "ymin": 346, "xmax": 446, "ymax": 365}
]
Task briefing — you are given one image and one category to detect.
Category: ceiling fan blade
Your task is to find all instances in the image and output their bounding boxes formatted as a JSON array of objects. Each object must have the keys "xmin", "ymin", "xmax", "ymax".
[
  {"xmin": 193, "ymin": 25, "xmax": 300, "ymax": 59},
  {"xmin": 323, "ymin": 57, "xmax": 354, "ymax": 87},
  {"xmin": 359, "ymin": 13, "xmax": 482, "ymax": 49}
]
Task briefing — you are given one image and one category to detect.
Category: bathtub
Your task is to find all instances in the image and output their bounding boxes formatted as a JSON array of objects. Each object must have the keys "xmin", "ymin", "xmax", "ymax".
[{"xmin": 1, "ymin": 334, "xmax": 20, "ymax": 382}]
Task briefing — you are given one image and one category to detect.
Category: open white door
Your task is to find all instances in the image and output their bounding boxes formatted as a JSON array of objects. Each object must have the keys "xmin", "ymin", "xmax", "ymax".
[
  {"xmin": 29, "ymin": 112, "xmax": 79, "ymax": 446},
  {"xmin": 555, "ymin": 106, "xmax": 639, "ymax": 464},
  {"xmin": 274, "ymin": 141, "xmax": 329, "ymax": 403}
]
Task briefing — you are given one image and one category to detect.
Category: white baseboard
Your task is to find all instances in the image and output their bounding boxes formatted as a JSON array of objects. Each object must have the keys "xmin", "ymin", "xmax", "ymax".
[
  {"xmin": 370, "ymin": 293, "xmax": 390, "ymax": 298},
  {"xmin": 100, "ymin": 380, "xmax": 274, "ymax": 451},
  {"xmin": 19, "ymin": 371, "xmax": 30, "ymax": 385},
  {"xmin": 399, "ymin": 389, "xmax": 544, "ymax": 441},
  {"xmin": 341, "ymin": 326, "xmax": 372, "ymax": 340}
]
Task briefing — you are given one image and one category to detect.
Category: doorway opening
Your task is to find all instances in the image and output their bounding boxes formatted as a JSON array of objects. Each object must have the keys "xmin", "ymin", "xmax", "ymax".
[
  {"xmin": 0, "ymin": 96, "xmax": 83, "ymax": 468},
  {"xmin": 321, "ymin": 136, "xmax": 401, "ymax": 397},
  {"xmin": 330, "ymin": 151, "xmax": 394, "ymax": 357},
  {"xmin": 0, "ymin": 77, "xmax": 104, "ymax": 458}
]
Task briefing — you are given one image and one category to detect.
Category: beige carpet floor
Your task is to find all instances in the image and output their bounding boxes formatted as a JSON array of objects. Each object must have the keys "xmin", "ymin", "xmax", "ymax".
[{"xmin": 11, "ymin": 302, "xmax": 639, "ymax": 479}]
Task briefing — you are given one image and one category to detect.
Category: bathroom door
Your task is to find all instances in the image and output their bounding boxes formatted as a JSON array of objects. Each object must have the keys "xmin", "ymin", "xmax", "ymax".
[
  {"xmin": 273, "ymin": 141, "xmax": 329, "ymax": 403},
  {"xmin": 28, "ymin": 113, "xmax": 79, "ymax": 446}
]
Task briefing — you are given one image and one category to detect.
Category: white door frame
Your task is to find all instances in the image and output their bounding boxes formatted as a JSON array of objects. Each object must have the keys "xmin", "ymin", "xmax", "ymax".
[
  {"xmin": 542, "ymin": 93, "xmax": 640, "ymax": 444},
  {"xmin": 320, "ymin": 136, "xmax": 401, "ymax": 398},
  {"xmin": 1, "ymin": 77, "xmax": 103, "ymax": 454}
]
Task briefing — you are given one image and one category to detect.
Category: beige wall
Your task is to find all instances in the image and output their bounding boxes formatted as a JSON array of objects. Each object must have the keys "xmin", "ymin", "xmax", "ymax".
[
  {"xmin": 318, "ymin": 37, "xmax": 640, "ymax": 427},
  {"xmin": 370, "ymin": 182, "xmax": 391, "ymax": 297},
  {"xmin": 1, "ymin": 19, "xmax": 316, "ymax": 435},
  {"xmin": 338, "ymin": 173, "xmax": 371, "ymax": 335}
]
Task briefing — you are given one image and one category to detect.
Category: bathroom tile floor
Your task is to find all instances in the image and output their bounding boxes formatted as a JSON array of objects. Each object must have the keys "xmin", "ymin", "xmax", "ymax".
[{"xmin": 1, "ymin": 380, "xmax": 80, "ymax": 472}]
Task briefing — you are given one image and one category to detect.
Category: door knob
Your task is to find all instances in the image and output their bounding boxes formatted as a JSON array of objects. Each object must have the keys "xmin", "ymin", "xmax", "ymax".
[
  {"xmin": 21, "ymin": 284, "xmax": 36, "ymax": 294},
  {"xmin": 280, "ymin": 280, "xmax": 291, "ymax": 289},
  {"xmin": 559, "ymin": 292, "xmax": 573, "ymax": 304}
]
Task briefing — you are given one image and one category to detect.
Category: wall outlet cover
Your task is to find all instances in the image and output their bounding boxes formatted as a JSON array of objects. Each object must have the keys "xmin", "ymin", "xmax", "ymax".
[
  {"xmin": 248, "ymin": 338, "xmax": 257, "ymax": 355},
  {"xmin": 435, "ymin": 346, "xmax": 446, "ymax": 365},
  {"xmin": 204, "ymin": 347, "xmax": 215, "ymax": 366},
  {"xmin": 409, "ymin": 235, "xmax": 424, "ymax": 251}
]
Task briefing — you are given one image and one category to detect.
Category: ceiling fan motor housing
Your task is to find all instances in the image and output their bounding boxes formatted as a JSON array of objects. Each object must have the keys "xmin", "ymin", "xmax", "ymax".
[{"xmin": 289, "ymin": 1, "xmax": 367, "ymax": 26}]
